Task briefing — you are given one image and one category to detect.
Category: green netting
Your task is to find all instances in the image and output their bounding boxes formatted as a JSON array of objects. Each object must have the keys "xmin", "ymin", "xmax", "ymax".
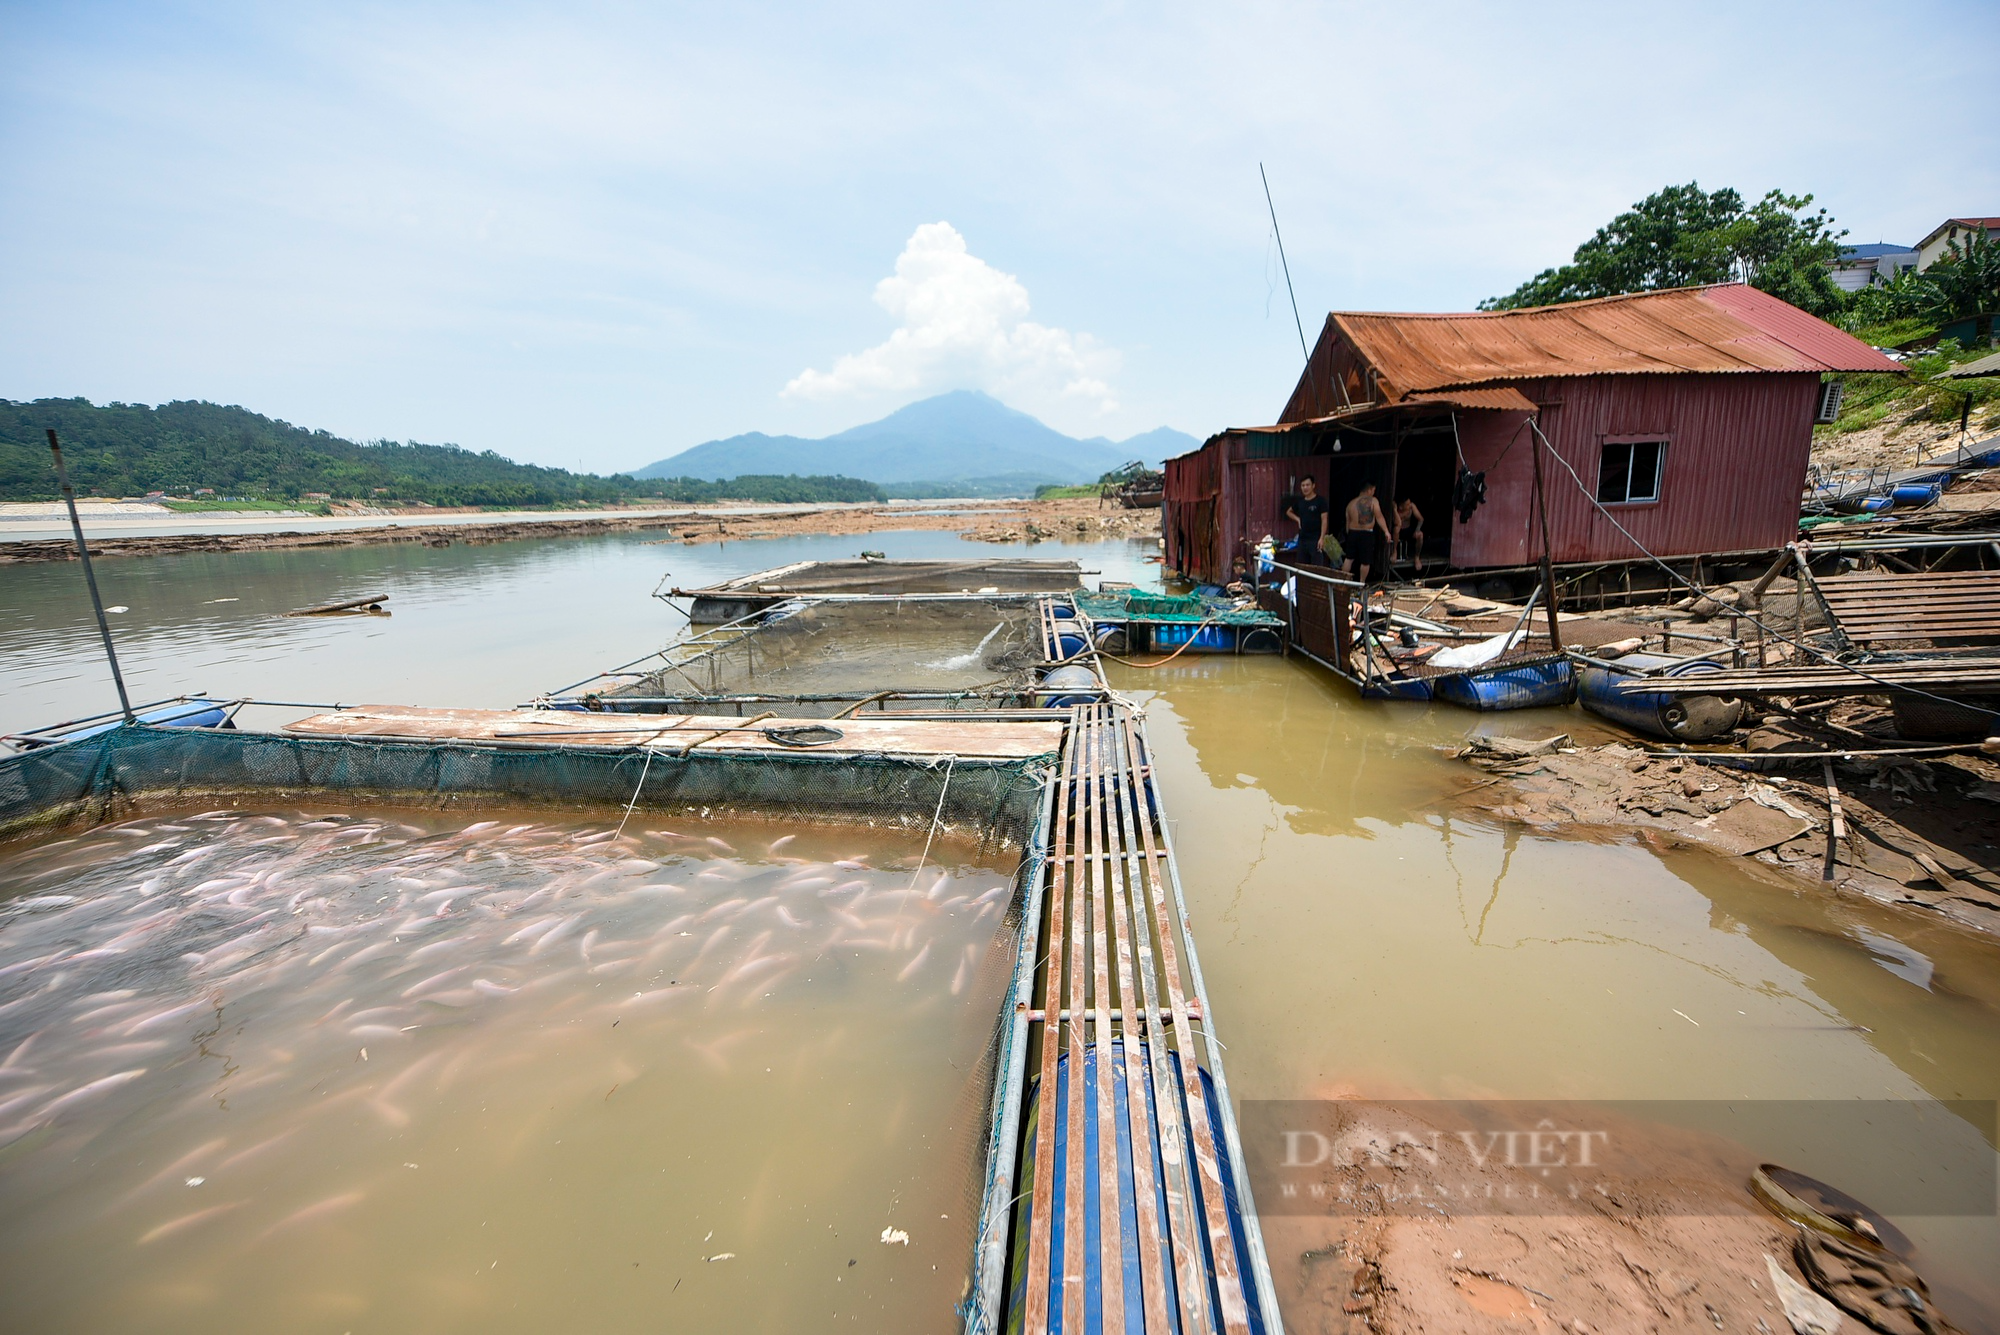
[
  {"xmin": 1073, "ymin": 589, "xmax": 1282, "ymax": 627},
  {"xmin": 0, "ymin": 726, "xmax": 1056, "ymax": 853}
]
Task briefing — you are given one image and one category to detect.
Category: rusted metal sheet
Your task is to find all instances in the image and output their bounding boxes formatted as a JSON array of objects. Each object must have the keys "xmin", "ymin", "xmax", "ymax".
[
  {"xmin": 1302, "ymin": 285, "xmax": 1899, "ymax": 406},
  {"xmin": 283, "ymin": 706, "xmax": 1063, "ymax": 760},
  {"xmin": 1815, "ymin": 570, "xmax": 2000, "ymax": 646},
  {"xmin": 1450, "ymin": 372, "xmax": 1821, "ymax": 568}
]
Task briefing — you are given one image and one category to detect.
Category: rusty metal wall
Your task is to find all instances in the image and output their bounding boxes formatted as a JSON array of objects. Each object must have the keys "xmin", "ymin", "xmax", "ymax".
[
  {"xmin": 1163, "ymin": 434, "xmax": 1233, "ymax": 583},
  {"xmin": 1452, "ymin": 372, "xmax": 1820, "ymax": 568}
]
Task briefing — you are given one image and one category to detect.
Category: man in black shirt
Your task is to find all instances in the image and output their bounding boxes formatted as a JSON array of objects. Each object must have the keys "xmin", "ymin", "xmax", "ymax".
[{"xmin": 1282, "ymin": 476, "xmax": 1330, "ymax": 565}]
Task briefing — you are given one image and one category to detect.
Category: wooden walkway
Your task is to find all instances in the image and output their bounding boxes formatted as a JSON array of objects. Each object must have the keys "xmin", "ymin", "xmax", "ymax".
[
  {"xmin": 987, "ymin": 703, "xmax": 1273, "ymax": 1334},
  {"xmin": 283, "ymin": 705, "xmax": 1063, "ymax": 761}
]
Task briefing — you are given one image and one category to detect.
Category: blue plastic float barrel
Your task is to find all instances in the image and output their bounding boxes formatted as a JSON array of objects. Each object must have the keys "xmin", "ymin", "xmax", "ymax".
[
  {"xmin": 1052, "ymin": 630, "xmax": 1092, "ymax": 661},
  {"xmin": 1577, "ymin": 653, "xmax": 1745, "ymax": 741},
  {"xmin": 1890, "ymin": 483, "xmax": 1940, "ymax": 508},
  {"xmin": 1040, "ymin": 665, "xmax": 1103, "ymax": 708},
  {"xmin": 1432, "ymin": 659, "xmax": 1576, "ymax": 711}
]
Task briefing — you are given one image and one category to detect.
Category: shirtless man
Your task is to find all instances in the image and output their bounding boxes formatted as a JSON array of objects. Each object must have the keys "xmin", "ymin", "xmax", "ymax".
[
  {"xmin": 1341, "ymin": 481, "xmax": 1395, "ymax": 584},
  {"xmin": 1395, "ymin": 497, "xmax": 1426, "ymax": 570}
]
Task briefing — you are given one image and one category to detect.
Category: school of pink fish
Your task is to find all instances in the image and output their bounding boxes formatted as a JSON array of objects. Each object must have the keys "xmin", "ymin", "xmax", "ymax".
[{"xmin": 0, "ymin": 807, "xmax": 1015, "ymax": 1328}]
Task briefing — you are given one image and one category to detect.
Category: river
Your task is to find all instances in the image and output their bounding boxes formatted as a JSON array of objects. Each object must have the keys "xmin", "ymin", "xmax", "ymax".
[{"xmin": 4, "ymin": 528, "xmax": 1996, "ymax": 1330}]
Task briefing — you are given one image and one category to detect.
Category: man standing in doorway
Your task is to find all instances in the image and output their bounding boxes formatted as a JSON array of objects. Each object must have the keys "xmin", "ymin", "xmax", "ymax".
[
  {"xmin": 1394, "ymin": 496, "xmax": 1426, "ymax": 571},
  {"xmin": 1282, "ymin": 476, "xmax": 1330, "ymax": 566},
  {"xmin": 1342, "ymin": 481, "xmax": 1394, "ymax": 584}
]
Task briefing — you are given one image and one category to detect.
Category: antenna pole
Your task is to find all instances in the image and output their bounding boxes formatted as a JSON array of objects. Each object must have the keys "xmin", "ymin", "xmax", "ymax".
[
  {"xmin": 46, "ymin": 428, "xmax": 135, "ymax": 723},
  {"xmin": 1260, "ymin": 162, "xmax": 1311, "ymax": 365}
]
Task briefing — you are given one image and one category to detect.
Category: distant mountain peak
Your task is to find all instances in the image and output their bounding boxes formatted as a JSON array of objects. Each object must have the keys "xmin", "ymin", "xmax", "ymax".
[{"xmin": 632, "ymin": 392, "xmax": 1197, "ymax": 492}]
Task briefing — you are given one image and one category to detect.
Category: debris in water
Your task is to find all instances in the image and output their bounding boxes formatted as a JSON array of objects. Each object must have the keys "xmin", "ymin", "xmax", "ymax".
[
  {"xmin": 185, "ymin": 1177, "xmax": 204, "ymax": 1187},
  {"xmin": 705, "ymin": 1252, "xmax": 736, "ymax": 1262},
  {"xmin": 880, "ymin": 1227, "xmax": 909, "ymax": 1246}
]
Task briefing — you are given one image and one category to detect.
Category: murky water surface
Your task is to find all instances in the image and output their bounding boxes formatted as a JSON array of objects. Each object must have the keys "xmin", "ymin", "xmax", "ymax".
[
  {"xmin": 6, "ymin": 529, "xmax": 1999, "ymax": 1328},
  {"xmin": 1115, "ymin": 656, "xmax": 2000, "ymax": 1326},
  {"xmin": 0, "ymin": 806, "xmax": 1014, "ymax": 1332}
]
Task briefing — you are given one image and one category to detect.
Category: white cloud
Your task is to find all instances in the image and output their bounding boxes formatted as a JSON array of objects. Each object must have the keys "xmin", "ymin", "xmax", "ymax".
[{"xmin": 784, "ymin": 223, "xmax": 1118, "ymax": 416}]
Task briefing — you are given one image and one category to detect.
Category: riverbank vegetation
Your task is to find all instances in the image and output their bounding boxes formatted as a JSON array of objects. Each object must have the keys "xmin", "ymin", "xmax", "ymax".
[{"xmin": 0, "ymin": 398, "xmax": 882, "ymax": 506}]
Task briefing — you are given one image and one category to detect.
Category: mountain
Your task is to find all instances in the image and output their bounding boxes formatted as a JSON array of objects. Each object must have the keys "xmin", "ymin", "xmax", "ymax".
[
  {"xmin": 634, "ymin": 392, "xmax": 1198, "ymax": 493},
  {"xmin": 0, "ymin": 398, "xmax": 880, "ymax": 506}
]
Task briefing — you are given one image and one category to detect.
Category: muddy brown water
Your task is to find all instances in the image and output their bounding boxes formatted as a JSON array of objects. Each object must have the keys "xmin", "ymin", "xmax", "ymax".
[
  {"xmin": 4, "ymin": 529, "xmax": 1998, "ymax": 1329},
  {"xmin": 0, "ymin": 805, "xmax": 1015, "ymax": 1332}
]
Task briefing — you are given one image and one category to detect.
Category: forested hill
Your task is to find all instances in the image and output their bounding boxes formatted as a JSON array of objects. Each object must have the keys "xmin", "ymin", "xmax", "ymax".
[{"xmin": 0, "ymin": 398, "xmax": 881, "ymax": 506}]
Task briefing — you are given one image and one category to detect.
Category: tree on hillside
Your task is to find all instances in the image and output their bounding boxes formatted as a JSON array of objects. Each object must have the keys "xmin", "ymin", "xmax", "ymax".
[
  {"xmin": 1481, "ymin": 183, "xmax": 1847, "ymax": 317},
  {"xmin": 1926, "ymin": 231, "xmax": 2000, "ymax": 344},
  {"xmin": 1842, "ymin": 231, "xmax": 2000, "ymax": 343}
]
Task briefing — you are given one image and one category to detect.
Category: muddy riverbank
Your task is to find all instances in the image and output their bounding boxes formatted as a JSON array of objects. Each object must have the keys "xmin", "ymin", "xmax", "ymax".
[
  {"xmin": 1444, "ymin": 713, "xmax": 2000, "ymax": 939},
  {"xmin": 0, "ymin": 497, "xmax": 1159, "ymax": 564}
]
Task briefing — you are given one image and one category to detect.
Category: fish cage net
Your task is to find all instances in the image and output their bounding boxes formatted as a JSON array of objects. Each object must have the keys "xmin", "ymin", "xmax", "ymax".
[
  {"xmin": 610, "ymin": 597, "xmax": 1049, "ymax": 705},
  {"xmin": 0, "ymin": 725, "xmax": 1056, "ymax": 858},
  {"xmin": 0, "ymin": 721, "xmax": 1065, "ymax": 1318}
]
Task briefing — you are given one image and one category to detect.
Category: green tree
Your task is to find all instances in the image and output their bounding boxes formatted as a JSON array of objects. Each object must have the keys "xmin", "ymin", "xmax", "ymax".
[
  {"xmin": 1924, "ymin": 231, "xmax": 2000, "ymax": 344},
  {"xmin": 1482, "ymin": 183, "xmax": 1847, "ymax": 316}
]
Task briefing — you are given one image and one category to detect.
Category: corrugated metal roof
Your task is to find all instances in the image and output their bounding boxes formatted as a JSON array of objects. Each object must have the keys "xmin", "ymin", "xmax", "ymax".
[
  {"xmin": 1227, "ymin": 385, "xmax": 1537, "ymax": 436},
  {"xmin": 1401, "ymin": 387, "xmax": 1539, "ymax": 412},
  {"xmin": 1940, "ymin": 349, "xmax": 2000, "ymax": 380},
  {"xmin": 1329, "ymin": 284, "xmax": 1901, "ymax": 394}
]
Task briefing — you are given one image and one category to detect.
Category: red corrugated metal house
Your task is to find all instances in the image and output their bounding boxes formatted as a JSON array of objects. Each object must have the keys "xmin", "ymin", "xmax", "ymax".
[{"xmin": 1163, "ymin": 284, "xmax": 1901, "ymax": 584}]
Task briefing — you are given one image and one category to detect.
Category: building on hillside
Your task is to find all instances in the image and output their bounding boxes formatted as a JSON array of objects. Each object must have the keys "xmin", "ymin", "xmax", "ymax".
[
  {"xmin": 1829, "ymin": 242, "xmax": 1918, "ymax": 291},
  {"xmin": 1915, "ymin": 217, "xmax": 1998, "ymax": 270},
  {"xmin": 1162, "ymin": 284, "xmax": 1901, "ymax": 582}
]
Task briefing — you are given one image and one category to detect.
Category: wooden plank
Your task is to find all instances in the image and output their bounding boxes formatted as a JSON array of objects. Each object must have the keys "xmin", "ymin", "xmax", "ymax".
[
  {"xmin": 283, "ymin": 706, "xmax": 1063, "ymax": 761},
  {"xmin": 1083, "ymin": 710, "xmax": 1126, "ymax": 1335},
  {"xmin": 1021, "ymin": 704, "xmax": 1082, "ymax": 1335},
  {"xmin": 1061, "ymin": 709, "xmax": 1091, "ymax": 1335},
  {"xmin": 1102, "ymin": 709, "xmax": 1177, "ymax": 1335},
  {"xmin": 1118, "ymin": 709, "xmax": 1250, "ymax": 1335}
]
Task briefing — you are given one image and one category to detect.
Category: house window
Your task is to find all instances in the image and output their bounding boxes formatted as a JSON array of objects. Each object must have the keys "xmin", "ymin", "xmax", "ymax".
[
  {"xmin": 1597, "ymin": 440, "xmax": 1665, "ymax": 504},
  {"xmin": 1816, "ymin": 381, "xmax": 1845, "ymax": 424}
]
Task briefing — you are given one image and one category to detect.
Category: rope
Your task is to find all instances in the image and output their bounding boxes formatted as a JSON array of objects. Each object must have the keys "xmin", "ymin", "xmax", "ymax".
[
  {"xmin": 1649, "ymin": 741, "xmax": 1994, "ymax": 761},
  {"xmin": 1095, "ymin": 617, "xmax": 1228, "ymax": 669},
  {"xmin": 612, "ymin": 744, "xmax": 656, "ymax": 839},
  {"xmin": 906, "ymin": 754, "xmax": 958, "ymax": 894},
  {"xmin": 1527, "ymin": 421, "xmax": 2000, "ymax": 721}
]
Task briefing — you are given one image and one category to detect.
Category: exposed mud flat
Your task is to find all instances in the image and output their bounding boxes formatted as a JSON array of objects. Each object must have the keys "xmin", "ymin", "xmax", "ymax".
[
  {"xmin": 0, "ymin": 497, "xmax": 1159, "ymax": 563},
  {"xmin": 1262, "ymin": 1100, "xmax": 1809, "ymax": 1335},
  {"xmin": 1445, "ymin": 728, "xmax": 2000, "ymax": 938}
]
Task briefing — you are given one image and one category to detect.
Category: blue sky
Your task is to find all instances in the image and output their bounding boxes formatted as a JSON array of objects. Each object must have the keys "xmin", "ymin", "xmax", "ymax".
[{"xmin": 3, "ymin": 1, "xmax": 1995, "ymax": 473}]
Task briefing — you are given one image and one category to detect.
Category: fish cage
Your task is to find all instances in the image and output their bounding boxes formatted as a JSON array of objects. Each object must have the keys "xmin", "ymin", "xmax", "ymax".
[
  {"xmin": 662, "ymin": 558, "xmax": 1087, "ymax": 624},
  {"xmin": 0, "ymin": 707, "xmax": 1278, "ymax": 1335},
  {"xmin": 541, "ymin": 594, "xmax": 1111, "ymax": 719},
  {"xmin": 0, "ymin": 717, "xmax": 1057, "ymax": 1329}
]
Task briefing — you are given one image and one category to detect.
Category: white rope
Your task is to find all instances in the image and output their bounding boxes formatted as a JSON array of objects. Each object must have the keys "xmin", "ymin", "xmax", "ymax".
[
  {"xmin": 907, "ymin": 753, "xmax": 958, "ymax": 892},
  {"xmin": 612, "ymin": 743, "xmax": 657, "ymax": 839}
]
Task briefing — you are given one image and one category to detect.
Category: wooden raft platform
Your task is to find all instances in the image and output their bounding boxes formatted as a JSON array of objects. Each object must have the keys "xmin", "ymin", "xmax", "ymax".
[
  {"xmin": 283, "ymin": 706, "xmax": 1063, "ymax": 761},
  {"xmin": 977, "ymin": 703, "xmax": 1275, "ymax": 1333},
  {"xmin": 1816, "ymin": 570, "xmax": 2000, "ymax": 648}
]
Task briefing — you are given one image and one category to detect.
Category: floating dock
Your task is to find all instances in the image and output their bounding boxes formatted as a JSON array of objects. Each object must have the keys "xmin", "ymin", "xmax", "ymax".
[
  {"xmin": 1072, "ymin": 588, "xmax": 1285, "ymax": 656},
  {"xmin": 972, "ymin": 702, "xmax": 1277, "ymax": 1333},
  {"xmin": 664, "ymin": 558, "xmax": 1087, "ymax": 624}
]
